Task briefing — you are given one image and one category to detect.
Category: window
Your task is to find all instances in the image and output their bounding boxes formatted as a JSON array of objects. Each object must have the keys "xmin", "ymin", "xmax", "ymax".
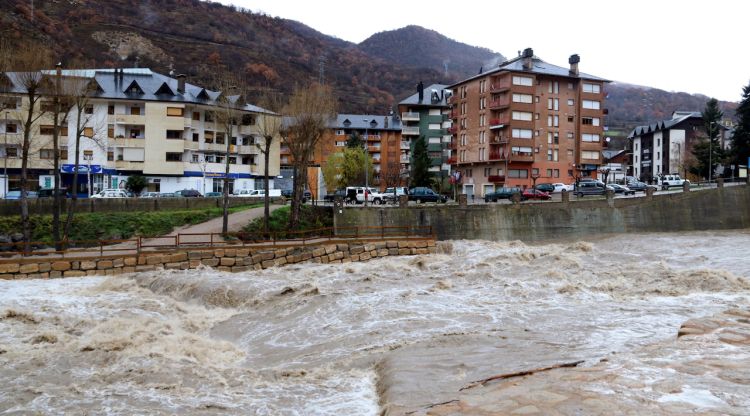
[
  {"xmin": 166, "ymin": 130, "xmax": 182, "ymax": 139},
  {"xmin": 582, "ymin": 100, "xmax": 600, "ymax": 110},
  {"xmin": 228, "ymin": 156, "xmax": 237, "ymax": 164},
  {"xmin": 478, "ymin": 148, "xmax": 485, "ymax": 161},
  {"xmin": 6, "ymin": 147, "xmax": 18, "ymax": 157},
  {"xmin": 583, "ymin": 83, "xmax": 601, "ymax": 93},
  {"xmin": 553, "ymin": 98, "xmax": 559, "ymax": 111},
  {"xmin": 479, "ymin": 97, "xmax": 486, "ymax": 110},
  {"xmin": 512, "ymin": 129, "xmax": 532, "ymax": 139},
  {"xmin": 532, "ymin": 168, "xmax": 539, "ymax": 176},
  {"xmin": 582, "ymin": 133, "xmax": 600, "ymax": 142},
  {"xmin": 567, "ymin": 132, "xmax": 574, "ymax": 139},
  {"xmin": 546, "ymin": 168, "xmax": 552, "ymax": 177},
  {"xmin": 216, "ymin": 133, "xmax": 225, "ymax": 144},
  {"xmin": 192, "ymin": 133, "xmax": 199, "ymax": 142},
  {"xmin": 512, "ymin": 76, "xmax": 533, "ymax": 86},
  {"xmin": 166, "ymin": 152, "xmax": 182, "ymax": 162},
  {"xmin": 479, "ymin": 115, "xmax": 485, "ymax": 127},
  {"xmin": 192, "ymin": 154, "xmax": 199, "ymax": 163},
  {"xmin": 6, "ymin": 123, "xmax": 17, "ymax": 133},
  {"xmin": 108, "ymin": 124, "xmax": 114, "ymax": 138},
  {"xmin": 83, "ymin": 127, "xmax": 94, "ymax": 137},
  {"xmin": 567, "ymin": 99, "xmax": 574, "ymax": 106},
  {"xmin": 108, "ymin": 105, "xmax": 115, "ymax": 115},
  {"xmin": 511, "ymin": 146, "xmax": 532, "ymax": 155},
  {"xmin": 40, "ymin": 149, "xmax": 54, "ymax": 159},
  {"xmin": 547, "ymin": 149, "xmax": 553, "ymax": 161},
  {"xmin": 581, "ymin": 151, "xmax": 598, "ymax": 160},
  {"xmin": 568, "ymin": 83, "xmax": 574, "ymax": 89},
  {"xmin": 205, "ymin": 154, "xmax": 215, "ymax": 163},
  {"xmin": 335, "ymin": 141, "xmax": 346, "ymax": 147},
  {"xmin": 547, "ymin": 98, "xmax": 553, "ymax": 110},
  {"xmin": 567, "ymin": 116, "xmax": 574, "ymax": 123},
  {"xmin": 40, "ymin": 125, "xmax": 55, "ymax": 135},
  {"xmin": 553, "ymin": 149, "xmax": 559, "ymax": 161},
  {"xmin": 553, "ymin": 169, "xmax": 559, "ymax": 178},
  {"xmin": 205, "ymin": 113, "xmax": 214, "ymax": 122},
  {"xmin": 107, "ymin": 151, "xmax": 114, "ymax": 161},
  {"xmin": 508, "ymin": 169, "xmax": 528, "ymax": 178},
  {"xmin": 582, "ymin": 117, "xmax": 600, "ymax": 126},
  {"xmin": 193, "ymin": 111, "xmax": 201, "ymax": 121},
  {"xmin": 512, "ymin": 111, "xmax": 532, "ymax": 121},
  {"xmin": 84, "ymin": 105, "xmax": 93, "ymax": 115},
  {"xmin": 205, "ymin": 132, "xmax": 214, "ymax": 143},
  {"xmin": 567, "ymin": 149, "xmax": 574, "ymax": 159},
  {"xmin": 166, "ymin": 107, "xmax": 184, "ymax": 117},
  {"xmin": 335, "ymin": 129, "xmax": 345, "ymax": 136},
  {"xmin": 130, "ymin": 107, "xmax": 141, "ymax": 115},
  {"xmin": 512, "ymin": 93, "xmax": 533, "ymax": 103}
]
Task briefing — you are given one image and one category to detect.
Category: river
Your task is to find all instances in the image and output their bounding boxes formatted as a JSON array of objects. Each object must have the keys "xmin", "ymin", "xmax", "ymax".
[{"xmin": 1, "ymin": 230, "xmax": 749, "ymax": 415}]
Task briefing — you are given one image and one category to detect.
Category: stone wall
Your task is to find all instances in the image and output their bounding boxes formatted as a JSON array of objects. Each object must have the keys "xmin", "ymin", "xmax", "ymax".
[
  {"xmin": 0, "ymin": 239, "xmax": 437, "ymax": 280},
  {"xmin": 334, "ymin": 185, "xmax": 750, "ymax": 241}
]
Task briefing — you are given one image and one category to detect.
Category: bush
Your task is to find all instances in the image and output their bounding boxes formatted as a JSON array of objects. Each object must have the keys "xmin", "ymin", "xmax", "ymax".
[{"xmin": 241, "ymin": 205, "xmax": 332, "ymax": 240}]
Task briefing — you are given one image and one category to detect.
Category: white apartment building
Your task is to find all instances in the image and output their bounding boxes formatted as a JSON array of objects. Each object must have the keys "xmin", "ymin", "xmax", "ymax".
[{"xmin": 0, "ymin": 68, "xmax": 280, "ymax": 197}]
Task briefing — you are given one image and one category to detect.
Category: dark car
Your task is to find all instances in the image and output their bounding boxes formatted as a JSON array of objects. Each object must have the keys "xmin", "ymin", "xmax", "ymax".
[
  {"xmin": 627, "ymin": 181, "xmax": 656, "ymax": 193},
  {"xmin": 37, "ymin": 188, "xmax": 70, "ymax": 198},
  {"xmin": 323, "ymin": 188, "xmax": 347, "ymax": 203},
  {"xmin": 607, "ymin": 184, "xmax": 635, "ymax": 195},
  {"xmin": 535, "ymin": 183, "xmax": 555, "ymax": 193},
  {"xmin": 521, "ymin": 189, "xmax": 551, "ymax": 201},
  {"xmin": 484, "ymin": 187, "xmax": 522, "ymax": 202},
  {"xmin": 205, "ymin": 191, "xmax": 222, "ymax": 197},
  {"xmin": 281, "ymin": 189, "xmax": 293, "ymax": 198},
  {"xmin": 574, "ymin": 181, "xmax": 608, "ymax": 197},
  {"xmin": 175, "ymin": 189, "xmax": 202, "ymax": 197},
  {"xmin": 408, "ymin": 187, "xmax": 447, "ymax": 203}
]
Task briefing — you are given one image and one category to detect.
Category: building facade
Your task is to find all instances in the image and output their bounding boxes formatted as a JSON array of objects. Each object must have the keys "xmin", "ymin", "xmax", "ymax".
[
  {"xmin": 0, "ymin": 68, "xmax": 280, "ymax": 197},
  {"xmin": 448, "ymin": 48, "xmax": 609, "ymax": 198},
  {"xmin": 397, "ymin": 83, "xmax": 453, "ymax": 184}
]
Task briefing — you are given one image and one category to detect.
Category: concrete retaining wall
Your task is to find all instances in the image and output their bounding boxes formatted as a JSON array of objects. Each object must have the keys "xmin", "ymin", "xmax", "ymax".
[
  {"xmin": 334, "ymin": 185, "xmax": 750, "ymax": 241},
  {"xmin": 0, "ymin": 239, "xmax": 437, "ymax": 280},
  {"xmin": 0, "ymin": 197, "xmax": 281, "ymax": 216}
]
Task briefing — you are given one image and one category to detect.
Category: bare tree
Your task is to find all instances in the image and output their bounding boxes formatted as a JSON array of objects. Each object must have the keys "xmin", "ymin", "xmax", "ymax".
[
  {"xmin": 47, "ymin": 64, "xmax": 75, "ymax": 248},
  {"xmin": 382, "ymin": 158, "xmax": 403, "ymax": 189},
  {"xmin": 6, "ymin": 47, "xmax": 51, "ymax": 250},
  {"xmin": 281, "ymin": 83, "xmax": 336, "ymax": 228},
  {"xmin": 254, "ymin": 93, "xmax": 283, "ymax": 234},
  {"xmin": 209, "ymin": 72, "xmax": 248, "ymax": 234}
]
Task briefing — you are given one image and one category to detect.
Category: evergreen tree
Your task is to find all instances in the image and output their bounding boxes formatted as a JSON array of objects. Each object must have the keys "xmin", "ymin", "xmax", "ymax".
[
  {"xmin": 410, "ymin": 136, "xmax": 432, "ymax": 187},
  {"xmin": 691, "ymin": 98, "xmax": 724, "ymax": 180},
  {"xmin": 728, "ymin": 81, "xmax": 750, "ymax": 168},
  {"xmin": 346, "ymin": 132, "xmax": 364, "ymax": 149}
]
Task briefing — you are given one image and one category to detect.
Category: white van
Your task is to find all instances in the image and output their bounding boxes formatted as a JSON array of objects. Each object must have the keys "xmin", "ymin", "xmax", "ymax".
[
  {"xmin": 658, "ymin": 174, "xmax": 689, "ymax": 190},
  {"xmin": 345, "ymin": 187, "xmax": 385, "ymax": 204},
  {"xmin": 233, "ymin": 189, "xmax": 282, "ymax": 197}
]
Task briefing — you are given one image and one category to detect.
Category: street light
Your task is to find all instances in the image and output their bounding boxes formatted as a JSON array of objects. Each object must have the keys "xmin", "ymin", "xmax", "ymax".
[
  {"xmin": 3, "ymin": 110, "xmax": 7, "ymax": 198},
  {"xmin": 708, "ymin": 121, "xmax": 716, "ymax": 184},
  {"xmin": 83, "ymin": 152, "xmax": 93, "ymax": 197},
  {"xmin": 363, "ymin": 118, "xmax": 369, "ymax": 207}
]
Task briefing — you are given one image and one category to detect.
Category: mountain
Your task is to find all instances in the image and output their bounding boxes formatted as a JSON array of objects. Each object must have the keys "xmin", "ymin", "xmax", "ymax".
[
  {"xmin": 0, "ymin": 0, "xmax": 737, "ymax": 129},
  {"xmin": 358, "ymin": 25, "xmax": 505, "ymax": 80}
]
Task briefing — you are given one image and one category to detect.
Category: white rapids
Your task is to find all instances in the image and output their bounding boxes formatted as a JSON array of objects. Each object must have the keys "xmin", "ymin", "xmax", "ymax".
[{"xmin": 1, "ymin": 229, "xmax": 749, "ymax": 415}]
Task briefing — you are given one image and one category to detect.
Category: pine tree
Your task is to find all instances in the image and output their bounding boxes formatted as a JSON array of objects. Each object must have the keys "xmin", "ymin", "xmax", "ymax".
[
  {"xmin": 728, "ymin": 81, "xmax": 750, "ymax": 168},
  {"xmin": 691, "ymin": 98, "xmax": 724, "ymax": 180},
  {"xmin": 346, "ymin": 132, "xmax": 363, "ymax": 149},
  {"xmin": 410, "ymin": 136, "xmax": 432, "ymax": 187}
]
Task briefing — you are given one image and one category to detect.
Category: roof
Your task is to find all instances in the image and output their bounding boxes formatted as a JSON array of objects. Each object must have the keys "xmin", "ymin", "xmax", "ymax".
[
  {"xmin": 628, "ymin": 112, "xmax": 703, "ymax": 138},
  {"xmin": 331, "ymin": 114, "xmax": 403, "ymax": 131},
  {"xmin": 449, "ymin": 54, "xmax": 610, "ymax": 88},
  {"xmin": 399, "ymin": 83, "xmax": 452, "ymax": 107},
  {"xmin": 1, "ymin": 68, "xmax": 272, "ymax": 114},
  {"xmin": 602, "ymin": 149, "xmax": 626, "ymax": 160}
]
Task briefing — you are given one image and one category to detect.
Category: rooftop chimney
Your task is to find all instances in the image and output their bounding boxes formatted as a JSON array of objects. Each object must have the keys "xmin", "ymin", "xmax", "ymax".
[
  {"xmin": 384, "ymin": 116, "xmax": 388, "ymax": 128},
  {"xmin": 569, "ymin": 54, "xmax": 580, "ymax": 76},
  {"xmin": 176, "ymin": 74, "xmax": 186, "ymax": 94},
  {"xmin": 522, "ymin": 48, "xmax": 533, "ymax": 70},
  {"xmin": 417, "ymin": 81, "xmax": 424, "ymax": 102}
]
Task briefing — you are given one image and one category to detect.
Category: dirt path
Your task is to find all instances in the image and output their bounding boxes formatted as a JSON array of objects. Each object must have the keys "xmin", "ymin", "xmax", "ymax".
[{"xmin": 167, "ymin": 204, "xmax": 285, "ymax": 236}]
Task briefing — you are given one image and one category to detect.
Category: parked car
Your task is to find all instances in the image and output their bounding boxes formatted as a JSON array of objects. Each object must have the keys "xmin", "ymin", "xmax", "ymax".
[
  {"xmin": 552, "ymin": 183, "xmax": 574, "ymax": 193},
  {"xmin": 607, "ymin": 184, "xmax": 635, "ymax": 195},
  {"xmin": 323, "ymin": 188, "xmax": 348, "ymax": 203},
  {"xmin": 158, "ymin": 192, "xmax": 177, "ymax": 198},
  {"xmin": 205, "ymin": 191, "xmax": 222, "ymax": 197},
  {"xmin": 91, "ymin": 189, "xmax": 128, "ymax": 198},
  {"xmin": 37, "ymin": 188, "xmax": 70, "ymax": 198},
  {"xmin": 484, "ymin": 187, "xmax": 522, "ymax": 202},
  {"xmin": 281, "ymin": 189, "xmax": 293, "ymax": 198},
  {"xmin": 234, "ymin": 189, "xmax": 281, "ymax": 198},
  {"xmin": 141, "ymin": 192, "xmax": 161, "ymax": 198},
  {"xmin": 657, "ymin": 174, "xmax": 689, "ymax": 190},
  {"xmin": 383, "ymin": 186, "xmax": 409, "ymax": 203},
  {"xmin": 4, "ymin": 190, "xmax": 38, "ymax": 200},
  {"xmin": 408, "ymin": 187, "xmax": 447, "ymax": 203},
  {"xmin": 574, "ymin": 181, "xmax": 608, "ymax": 197},
  {"xmin": 345, "ymin": 187, "xmax": 385, "ymax": 204},
  {"xmin": 535, "ymin": 183, "xmax": 555, "ymax": 193},
  {"xmin": 521, "ymin": 189, "xmax": 551, "ymax": 201},
  {"xmin": 627, "ymin": 181, "xmax": 656, "ymax": 192},
  {"xmin": 175, "ymin": 189, "xmax": 202, "ymax": 197}
]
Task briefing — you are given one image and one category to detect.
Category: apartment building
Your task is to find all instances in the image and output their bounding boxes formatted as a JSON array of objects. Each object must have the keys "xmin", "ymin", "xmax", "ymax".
[
  {"xmin": 279, "ymin": 114, "xmax": 403, "ymax": 193},
  {"xmin": 397, "ymin": 82, "xmax": 453, "ymax": 180},
  {"xmin": 0, "ymin": 68, "xmax": 279, "ymax": 196},
  {"xmin": 448, "ymin": 48, "xmax": 609, "ymax": 198}
]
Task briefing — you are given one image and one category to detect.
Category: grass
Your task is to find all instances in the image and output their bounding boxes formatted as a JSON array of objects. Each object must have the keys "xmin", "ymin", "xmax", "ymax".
[
  {"xmin": 241, "ymin": 205, "xmax": 333, "ymax": 239},
  {"xmin": 0, "ymin": 204, "xmax": 262, "ymax": 244}
]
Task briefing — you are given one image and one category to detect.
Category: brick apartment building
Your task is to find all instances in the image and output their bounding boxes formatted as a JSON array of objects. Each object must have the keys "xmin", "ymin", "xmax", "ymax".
[{"xmin": 448, "ymin": 48, "xmax": 610, "ymax": 198}]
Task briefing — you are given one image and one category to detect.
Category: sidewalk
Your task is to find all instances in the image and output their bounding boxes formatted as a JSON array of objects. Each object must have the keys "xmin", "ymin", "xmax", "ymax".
[{"xmin": 166, "ymin": 203, "xmax": 284, "ymax": 235}]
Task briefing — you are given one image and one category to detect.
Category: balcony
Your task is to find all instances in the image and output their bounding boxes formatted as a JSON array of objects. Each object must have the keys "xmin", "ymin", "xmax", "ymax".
[
  {"xmin": 448, "ymin": 126, "xmax": 458, "ymax": 134},
  {"xmin": 400, "ymin": 156, "xmax": 410, "ymax": 163},
  {"xmin": 368, "ymin": 146, "xmax": 381, "ymax": 153},
  {"xmin": 487, "ymin": 175, "xmax": 505, "ymax": 183},
  {"xmin": 448, "ymin": 140, "xmax": 457, "ymax": 150},
  {"xmin": 402, "ymin": 126, "xmax": 420, "ymax": 136},
  {"xmin": 489, "ymin": 96, "xmax": 510, "ymax": 109},
  {"xmin": 489, "ymin": 116, "xmax": 509, "ymax": 129},
  {"xmin": 510, "ymin": 153, "xmax": 534, "ymax": 162},
  {"xmin": 183, "ymin": 118, "xmax": 192, "ymax": 128},
  {"xmin": 115, "ymin": 160, "xmax": 144, "ymax": 170},
  {"xmin": 450, "ymin": 109, "xmax": 459, "ymax": 119},
  {"xmin": 447, "ymin": 156, "xmax": 457, "ymax": 164},
  {"xmin": 184, "ymin": 141, "xmax": 199, "ymax": 151},
  {"xmin": 108, "ymin": 114, "xmax": 145, "ymax": 125},
  {"xmin": 401, "ymin": 112, "xmax": 420, "ymax": 121},
  {"xmin": 400, "ymin": 142, "xmax": 411, "ymax": 150},
  {"xmin": 112, "ymin": 138, "xmax": 145, "ymax": 148},
  {"xmin": 488, "ymin": 151, "xmax": 504, "ymax": 161},
  {"xmin": 490, "ymin": 80, "xmax": 511, "ymax": 93},
  {"xmin": 489, "ymin": 135, "xmax": 508, "ymax": 144}
]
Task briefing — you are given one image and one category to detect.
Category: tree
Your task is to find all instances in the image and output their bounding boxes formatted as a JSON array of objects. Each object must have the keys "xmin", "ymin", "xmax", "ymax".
[
  {"xmin": 281, "ymin": 83, "xmax": 336, "ymax": 228},
  {"xmin": 728, "ymin": 81, "xmax": 750, "ymax": 168},
  {"xmin": 125, "ymin": 174, "xmax": 147, "ymax": 195},
  {"xmin": 410, "ymin": 135, "xmax": 431, "ymax": 187},
  {"xmin": 254, "ymin": 93, "xmax": 283, "ymax": 235},
  {"xmin": 346, "ymin": 132, "xmax": 363, "ymax": 149},
  {"xmin": 322, "ymin": 148, "xmax": 375, "ymax": 191},
  {"xmin": 381, "ymin": 158, "xmax": 402, "ymax": 189},
  {"xmin": 48, "ymin": 65, "xmax": 75, "ymax": 249},
  {"xmin": 691, "ymin": 98, "xmax": 724, "ymax": 181}
]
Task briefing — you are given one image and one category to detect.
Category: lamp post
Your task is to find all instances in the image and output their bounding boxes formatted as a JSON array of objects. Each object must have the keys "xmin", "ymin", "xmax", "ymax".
[
  {"xmin": 363, "ymin": 118, "xmax": 369, "ymax": 207},
  {"xmin": 3, "ymin": 110, "xmax": 7, "ymax": 198},
  {"xmin": 708, "ymin": 121, "xmax": 716, "ymax": 184},
  {"xmin": 83, "ymin": 153, "xmax": 93, "ymax": 197}
]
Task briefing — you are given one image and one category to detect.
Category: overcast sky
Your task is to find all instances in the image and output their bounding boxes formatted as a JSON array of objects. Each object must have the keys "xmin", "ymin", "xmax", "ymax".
[{"xmin": 217, "ymin": 0, "xmax": 748, "ymax": 102}]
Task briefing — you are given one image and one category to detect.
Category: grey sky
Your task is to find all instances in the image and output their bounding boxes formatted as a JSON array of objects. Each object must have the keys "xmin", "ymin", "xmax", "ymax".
[{"xmin": 217, "ymin": 0, "xmax": 748, "ymax": 102}]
